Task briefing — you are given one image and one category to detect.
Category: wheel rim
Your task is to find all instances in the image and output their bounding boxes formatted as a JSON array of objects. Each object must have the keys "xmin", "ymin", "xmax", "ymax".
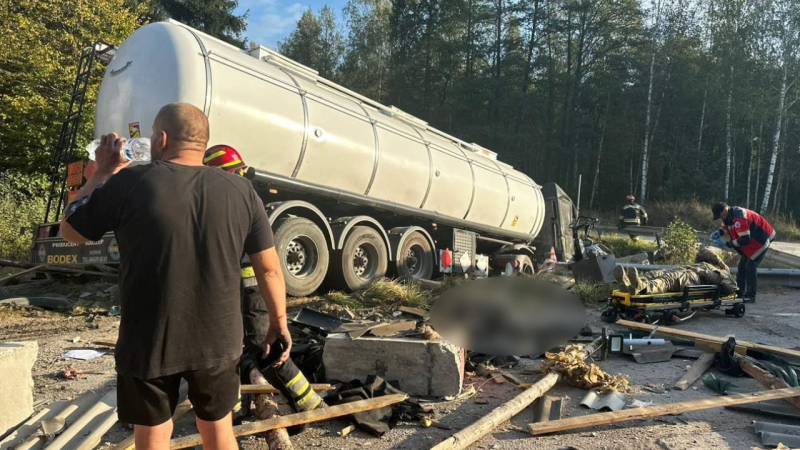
[
  {"xmin": 352, "ymin": 244, "xmax": 378, "ymax": 280},
  {"xmin": 285, "ymin": 235, "xmax": 318, "ymax": 278},
  {"xmin": 404, "ymin": 244, "xmax": 426, "ymax": 278},
  {"xmin": 523, "ymin": 264, "xmax": 534, "ymax": 275}
]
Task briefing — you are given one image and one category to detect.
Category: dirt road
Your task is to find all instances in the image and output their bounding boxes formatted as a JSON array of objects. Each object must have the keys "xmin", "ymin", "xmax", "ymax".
[{"xmin": 2, "ymin": 287, "xmax": 799, "ymax": 450}]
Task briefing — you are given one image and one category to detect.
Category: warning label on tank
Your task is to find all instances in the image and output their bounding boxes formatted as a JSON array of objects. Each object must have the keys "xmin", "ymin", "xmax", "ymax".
[
  {"xmin": 511, "ymin": 215, "xmax": 519, "ymax": 227},
  {"xmin": 129, "ymin": 122, "xmax": 141, "ymax": 138}
]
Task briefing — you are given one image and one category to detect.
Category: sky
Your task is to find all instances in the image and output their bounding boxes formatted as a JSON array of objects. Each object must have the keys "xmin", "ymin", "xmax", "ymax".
[{"xmin": 234, "ymin": 0, "xmax": 348, "ymax": 49}]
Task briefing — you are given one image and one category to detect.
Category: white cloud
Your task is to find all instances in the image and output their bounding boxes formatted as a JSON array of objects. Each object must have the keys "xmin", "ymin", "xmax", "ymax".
[{"xmin": 236, "ymin": 0, "xmax": 310, "ymax": 49}]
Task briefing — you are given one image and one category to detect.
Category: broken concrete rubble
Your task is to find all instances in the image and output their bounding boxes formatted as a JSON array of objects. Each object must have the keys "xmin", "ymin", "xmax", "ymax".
[
  {"xmin": 323, "ymin": 334, "xmax": 464, "ymax": 397},
  {"xmin": 0, "ymin": 341, "xmax": 37, "ymax": 436}
]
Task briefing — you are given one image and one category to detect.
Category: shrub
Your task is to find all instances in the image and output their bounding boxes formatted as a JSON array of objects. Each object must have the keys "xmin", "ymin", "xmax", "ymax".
[
  {"xmin": 0, "ymin": 172, "xmax": 48, "ymax": 262},
  {"xmin": 572, "ymin": 281, "xmax": 613, "ymax": 306},
  {"xmin": 662, "ymin": 217, "xmax": 698, "ymax": 264}
]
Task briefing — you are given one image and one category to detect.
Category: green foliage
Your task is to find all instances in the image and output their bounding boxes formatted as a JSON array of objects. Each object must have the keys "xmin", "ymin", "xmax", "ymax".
[
  {"xmin": 0, "ymin": 172, "xmax": 48, "ymax": 262},
  {"xmin": 0, "ymin": 0, "xmax": 147, "ymax": 175},
  {"xmin": 278, "ymin": 6, "xmax": 344, "ymax": 79},
  {"xmin": 663, "ymin": 217, "xmax": 698, "ymax": 264},
  {"xmin": 572, "ymin": 282, "xmax": 613, "ymax": 307},
  {"xmin": 325, "ymin": 279, "xmax": 432, "ymax": 309},
  {"xmin": 132, "ymin": 0, "xmax": 248, "ymax": 47},
  {"xmin": 599, "ymin": 235, "xmax": 658, "ymax": 258}
]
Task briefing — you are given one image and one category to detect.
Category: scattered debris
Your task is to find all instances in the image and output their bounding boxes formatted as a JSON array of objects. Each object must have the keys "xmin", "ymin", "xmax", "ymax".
[
  {"xmin": 527, "ymin": 387, "xmax": 800, "ymax": 436},
  {"xmin": 62, "ymin": 349, "xmax": 106, "ymax": 361},
  {"xmin": 431, "ymin": 339, "xmax": 603, "ymax": 450},
  {"xmin": 617, "ymin": 320, "xmax": 800, "ymax": 359},
  {"xmin": 71, "ymin": 336, "xmax": 81, "ymax": 344},
  {"xmin": 398, "ymin": 306, "xmax": 429, "ymax": 319},
  {"xmin": 727, "ymin": 401, "xmax": 800, "ymax": 420},
  {"xmin": 421, "ymin": 417, "xmax": 451, "ymax": 430},
  {"xmin": 628, "ymin": 399, "xmax": 654, "ymax": 408},
  {"xmin": 533, "ymin": 396, "xmax": 563, "ymax": 422},
  {"xmin": 337, "ymin": 424, "xmax": 357, "ymax": 437},
  {"xmin": 627, "ymin": 342, "xmax": 678, "ymax": 364},
  {"xmin": 491, "ymin": 374, "xmax": 506, "ymax": 384},
  {"xmin": 60, "ymin": 367, "xmax": 86, "ymax": 380},
  {"xmin": 292, "ymin": 307, "xmax": 346, "ymax": 333},
  {"xmin": 168, "ymin": 394, "xmax": 409, "ymax": 449},
  {"xmin": 369, "ymin": 321, "xmax": 417, "ymax": 337},
  {"xmin": 674, "ymin": 353, "xmax": 715, "ymax": 390},
  {"xmin": 421, "ymin": 325, "xmax": 441, "ymax": 341},
  {"xmin": 108, "ymin": 305, "xmax": 120, "ymax": 316},
  {"xmin": 580, "ymin": 391, "xmax": 626, "ymax": 412},
  {"xmin": 753, "ymin": 421, "xmax": 800, "ymax": 448},
  {"xmin": 542, "ymin": 344, "xmax": 629, "ymax": 393},
  {"xmin": 498, "ymin": 370, "xmax": 525, "ymax": 387},
  {"xmin": 0, "ymin": 296, "xmax": 72, "ymax": 311},
  {"xmin": 240, "ymin": 384, "xmax": 333, "ymax": 395}
]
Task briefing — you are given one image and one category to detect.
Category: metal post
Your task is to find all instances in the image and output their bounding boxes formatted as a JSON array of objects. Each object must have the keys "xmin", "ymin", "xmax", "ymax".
[{"xmin": 577, "ymin": 174, "xmax": 582, "ymax": 212}]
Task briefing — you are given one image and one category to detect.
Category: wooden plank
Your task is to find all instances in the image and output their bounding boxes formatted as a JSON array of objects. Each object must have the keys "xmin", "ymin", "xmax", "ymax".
[
  {"xmin": 528, "ymin": 387, "xmax": 800, "ymax": 435},
  {"xmin": 616, "ymin": 320, "xmax": 800, "ymax": 359},
  {"xmin": 241, "ymin": 383, "xmax": 333, "ymax": 395},
  {"xmin": 169, "ymin": 394, "xmax": 408, "ymax": 449},
  {"xmin": 674, "ymin": 353, "xmax": 715, "ymax": 390},
  {"xmin": 733, "ymin": 353, "xmax": 800, "ymax": 410},
  {"xmin": 0, "ymin": 265, "xmax": 46, "ymax": 285},
  {"xmin": 112, "ymin": 400, "xmax": 193, "ymax": 450},
  {"xmin": 430, "ymin": 338, "xmax": 603, "ymax": 450}
]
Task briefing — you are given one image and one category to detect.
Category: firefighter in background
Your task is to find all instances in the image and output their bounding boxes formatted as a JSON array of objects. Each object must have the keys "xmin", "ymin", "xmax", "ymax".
[
  {"xmin": 203, "ymin": 145, "xmax": 326, "ymax": 418},
  {"xmin": 619, "ymin": 195, "xmax": 648, "ymax": 239},
  {"xmin": 710, "ymin": 202, "xmax": 776, "ymax": 303}
]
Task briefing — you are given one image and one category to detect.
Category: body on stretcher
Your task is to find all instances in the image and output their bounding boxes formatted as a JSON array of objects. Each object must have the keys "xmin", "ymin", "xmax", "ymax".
[{"xmin": 602, "ymin": 284, "xmax": 745, "ymax": 324}]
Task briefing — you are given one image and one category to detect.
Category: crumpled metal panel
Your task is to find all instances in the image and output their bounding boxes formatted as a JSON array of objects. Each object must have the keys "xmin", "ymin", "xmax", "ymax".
[{"xmin": 580, "ymin": 390, "xmax": 626, "ymax": 412}]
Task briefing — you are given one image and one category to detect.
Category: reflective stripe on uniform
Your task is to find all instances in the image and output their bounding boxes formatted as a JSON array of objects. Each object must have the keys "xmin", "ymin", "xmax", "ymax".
[
  {"xmin": 285, "ymin": 371, "xmax": 304, "ymax": 388},
  {"xmin": 241, "ymin": 266, "xmax": 255, "ymax": 278}
]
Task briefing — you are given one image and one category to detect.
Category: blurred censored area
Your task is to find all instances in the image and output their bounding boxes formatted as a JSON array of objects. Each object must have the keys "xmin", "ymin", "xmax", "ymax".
[{"xmin": 431, "ymin": 277, "xmax": 586, "ymax": 356}]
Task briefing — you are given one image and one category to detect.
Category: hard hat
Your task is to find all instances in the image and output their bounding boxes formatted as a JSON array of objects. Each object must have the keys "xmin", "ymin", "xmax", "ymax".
[
  {"xmin": 203, "ymin": 145, "xmax": 247, "ymax": 176},
  {"xmin": 626, "ymin": 195, "xmax": 635, "ymax": 202}
]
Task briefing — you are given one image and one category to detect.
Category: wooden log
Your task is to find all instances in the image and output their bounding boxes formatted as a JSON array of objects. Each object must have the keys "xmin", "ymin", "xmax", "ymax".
[
  {"xmin": 0, "ymin": 265, "xmax": 46, "ymax": 285},
  {"xmin": 733, "ymin": 353, "xmax": 800, "ymax": 410},
  {"xmin": 112, "ymin": 400, "xmax": 193, "ymax": 450},
  {"xmin": 169, "ymin": 394, "xmax": 408, "ymax": 449},
  {"xmin": 250, "ymin": 368, "xmax": 294, "ymax": 450},
  {"xmin": 616, "ymin": 320, "xmax": 800, "ymax": 359},
  {"xmin": 241, "ymin": 384, "xmax": 333, "ymax": 395},
  {"xmin": 429, "ymin": 338, "xmax": 603, "ymax": 450},
  {"xmin": 674, "ymin": 353, "xmax": 715, "ymax": 390},
  {"xmin": 528, "ymin": 387, "xmax": 800, "ymax": 435}
]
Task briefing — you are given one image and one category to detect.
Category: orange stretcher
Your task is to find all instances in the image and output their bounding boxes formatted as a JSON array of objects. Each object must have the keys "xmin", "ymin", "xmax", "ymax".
[{"xmin": 601, "ymin": 284, "xmax": 744, "ymax": 324}]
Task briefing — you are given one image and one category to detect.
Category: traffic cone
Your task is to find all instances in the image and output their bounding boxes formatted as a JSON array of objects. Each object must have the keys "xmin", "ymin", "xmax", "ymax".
[{"xmin": 549, "ymin": 247, "xmax": 557, "ymax": 263}]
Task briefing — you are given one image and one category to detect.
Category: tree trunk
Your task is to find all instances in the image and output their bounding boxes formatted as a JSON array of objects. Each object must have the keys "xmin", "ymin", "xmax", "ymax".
[
  {"xmin": 590, "ymin": 94, "xmax": 611, "ymax": 210},
  {"xmin": 249, "ymin": 369, "xmax": 293, "ymax": 450},
  {"xmin": 695, "ymin": 86, "xmax": 707, "ymax": 194},
  {"xmin": 761, "ymin": 62, "xmax": 787, "ymax": 214},
  {"xmin": 640, "ymin": 50, "xmax": 656, "ymax": 203},
  {"xmin": 514, "ymin": 0, "xmax": 540, "ymax": 134},
  {"xmin": 724, "ymin": 66, "xmax": 733, "ymax": 201},
  {"xmin": 755, "ymin": 121, "xmax": 763, "ymax": 211},
  {"xmin": 747, "ymin": 124, "xmax": 754, "ymax": 209}
]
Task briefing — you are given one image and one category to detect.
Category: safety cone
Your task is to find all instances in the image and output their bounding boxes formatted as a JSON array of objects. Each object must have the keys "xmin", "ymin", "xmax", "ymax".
[{"xmin": 549, "ymin": 247, "xmax": 557, "ymax": 262}]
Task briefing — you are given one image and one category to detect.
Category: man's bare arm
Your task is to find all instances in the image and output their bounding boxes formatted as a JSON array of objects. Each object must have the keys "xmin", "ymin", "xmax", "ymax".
[{"xmin": 249, "ymin": 247, "xmax": 291, "ymax": 366}]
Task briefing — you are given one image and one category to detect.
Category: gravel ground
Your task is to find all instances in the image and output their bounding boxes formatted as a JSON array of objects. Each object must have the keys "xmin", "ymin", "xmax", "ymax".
[{"xmin": 2, "ymin": 283, "xmax": 799, "ymax": 450}]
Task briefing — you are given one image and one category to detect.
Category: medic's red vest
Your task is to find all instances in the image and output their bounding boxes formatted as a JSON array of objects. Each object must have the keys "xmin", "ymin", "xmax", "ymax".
[{"xmin": 722, "ymin": 207, "xmax": 776, "ymax": 259}]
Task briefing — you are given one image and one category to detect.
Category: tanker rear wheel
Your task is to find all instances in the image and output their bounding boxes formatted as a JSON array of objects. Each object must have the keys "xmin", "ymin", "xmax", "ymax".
[
  {"xmin": 274, "ymin": 217, "xmax": 329, "ymax": 297},
  {"xmin": 330, "ymin": 226, "xmax": 388, "ymax": 291},
  {"xmin": 395, "ymin": 232, "xmax": 434, "ymax": 281}
]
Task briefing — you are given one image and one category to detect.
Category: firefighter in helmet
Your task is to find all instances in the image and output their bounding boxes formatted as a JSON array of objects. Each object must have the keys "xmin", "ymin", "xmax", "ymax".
[
  {"xmin": 619, "ymin": 195, "xmax": 648, "ymax": 228},
  {"xmin": 204, "ymin": 145, "xmax": 326, "ymax": 419}
]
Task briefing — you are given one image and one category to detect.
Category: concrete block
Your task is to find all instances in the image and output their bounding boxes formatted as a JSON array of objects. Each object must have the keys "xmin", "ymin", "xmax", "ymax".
[
  {"xmin": 0, "ymin": 342, "xmax": 37, "ymax": 437},
  {"xmin": 323, "ymin": 335, "xmax": 463, "ymax": 397}
]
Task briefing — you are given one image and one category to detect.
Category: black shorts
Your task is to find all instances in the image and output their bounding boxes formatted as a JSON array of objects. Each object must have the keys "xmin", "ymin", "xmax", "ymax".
[{"xmin": 117, "ymin": 359, "xmax": 240, "ymax": 426}]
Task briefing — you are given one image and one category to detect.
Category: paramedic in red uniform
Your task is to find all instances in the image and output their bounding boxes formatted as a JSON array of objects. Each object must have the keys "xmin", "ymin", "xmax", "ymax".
[{"xmin": 711, "ymin": 202, "xmax": 776, "ymax": 303}]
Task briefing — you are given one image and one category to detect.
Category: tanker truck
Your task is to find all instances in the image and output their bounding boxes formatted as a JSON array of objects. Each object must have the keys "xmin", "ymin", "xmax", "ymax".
[{"xmin": 32, "ymin": 20, "xmax": 576, "ymax": 296}]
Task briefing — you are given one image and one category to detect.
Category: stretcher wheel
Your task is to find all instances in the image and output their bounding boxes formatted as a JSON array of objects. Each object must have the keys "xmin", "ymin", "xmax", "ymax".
[
  {"xmin": 633, "ymin": 313, "xmax": 652, "ymax": 324},
  {"xmin": 601, "ymin": 308, "xmax": 618, "ymax": 323},
  {"xmin": 732, "ymin": 303, "xmax": 745, "ymax": 318},
  {"xmin": 664, "ymin": 310, "xmax": 680, "ymax": 324}
]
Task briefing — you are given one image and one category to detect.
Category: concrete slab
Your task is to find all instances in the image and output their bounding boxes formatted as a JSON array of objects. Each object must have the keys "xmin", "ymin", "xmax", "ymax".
[
  {"xmin": 323, "ymin": 335, "xmax": 463, "ymax": 397},
  {"xmin": 0, "ymin": 342, "xmax": 37, "ymax": 437}
]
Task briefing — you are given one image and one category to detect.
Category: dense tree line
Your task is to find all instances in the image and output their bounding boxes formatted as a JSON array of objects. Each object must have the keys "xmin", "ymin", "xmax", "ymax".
[{"xmin": 279, "ymin": 0, "xmax": 800, "ymax": 216}]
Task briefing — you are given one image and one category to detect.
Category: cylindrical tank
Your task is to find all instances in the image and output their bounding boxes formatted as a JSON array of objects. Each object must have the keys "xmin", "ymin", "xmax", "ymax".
[{"xmin": 95, "ymin": 21, "xmax": 546, "ymax": 240}]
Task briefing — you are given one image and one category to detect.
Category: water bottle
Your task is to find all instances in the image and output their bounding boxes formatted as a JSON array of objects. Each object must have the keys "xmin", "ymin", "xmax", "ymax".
[{"xmin": 85, "ymin": 138, "xmax": 151, "ymax": 162}]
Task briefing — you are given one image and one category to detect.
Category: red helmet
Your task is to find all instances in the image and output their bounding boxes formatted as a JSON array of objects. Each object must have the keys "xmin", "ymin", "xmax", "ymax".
[
  {"xmin": 203, "ymin": 145, "xmax": 247, "ymax": 176},
  {"xmin": 626, "ymin": 195, "xmax": 635, "ymax": 202}
]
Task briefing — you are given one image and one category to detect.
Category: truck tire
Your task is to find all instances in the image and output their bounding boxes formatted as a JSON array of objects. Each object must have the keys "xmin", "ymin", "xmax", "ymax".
[
  {"xmin": 520, "ymin": 256, "xmax": 535, "ymax": 276},
  {"xmin": 330, "ymin": 226, "xmax": 388, "ymax": 291},
  {"xmin": 274, "ymin": 217, "xmax": 329, "ymax": 297},
  {"xmin": 395, "ymin": 232, "xmax": 434, "ymax": 281}
]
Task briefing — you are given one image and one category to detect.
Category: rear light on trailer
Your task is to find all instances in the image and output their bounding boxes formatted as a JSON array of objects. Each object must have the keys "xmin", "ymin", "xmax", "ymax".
[{"xmin": 439, "ymin": 248, "xmax": 453, "ymax": 273}]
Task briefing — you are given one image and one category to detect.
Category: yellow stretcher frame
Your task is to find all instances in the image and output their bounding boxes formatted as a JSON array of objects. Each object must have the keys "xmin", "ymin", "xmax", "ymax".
[{"xmin": 604, "ymin": 284, "xmax": 744, "ymax": 323}]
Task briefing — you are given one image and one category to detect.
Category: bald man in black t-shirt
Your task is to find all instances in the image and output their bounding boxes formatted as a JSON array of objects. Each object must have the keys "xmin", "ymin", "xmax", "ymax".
[{"xmin": 60, "ymin": 103, "xmax": 291, "ymax": 450}]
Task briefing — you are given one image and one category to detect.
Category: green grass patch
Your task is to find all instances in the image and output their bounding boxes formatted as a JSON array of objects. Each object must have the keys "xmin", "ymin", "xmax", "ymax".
[
  {"xmin": 572, "ymin": 281, "xmax": 614, "ymax": 306},
  {"xmin": 325, "ymin": 278, "xmax": 433, "ymax": 310},
  {"xmin": 599, "ymin": 235, "xmax": 657, "ymax": 257}
]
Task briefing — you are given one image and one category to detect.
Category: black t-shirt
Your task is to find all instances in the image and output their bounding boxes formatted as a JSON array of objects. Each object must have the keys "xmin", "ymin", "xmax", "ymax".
[{"xmin": 66, "ymin": 161, "xmax": 274, "ymax": 379}]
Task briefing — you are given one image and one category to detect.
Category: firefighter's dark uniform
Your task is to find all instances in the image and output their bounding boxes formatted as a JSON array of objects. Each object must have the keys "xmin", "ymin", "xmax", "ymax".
[
  {"xmin": 620, "ymin": 201, "xmax": 649, "ymax": 227},
  {"xmin": 239, "ymin": 258, "xmax": 325, "ymax": 413}
]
